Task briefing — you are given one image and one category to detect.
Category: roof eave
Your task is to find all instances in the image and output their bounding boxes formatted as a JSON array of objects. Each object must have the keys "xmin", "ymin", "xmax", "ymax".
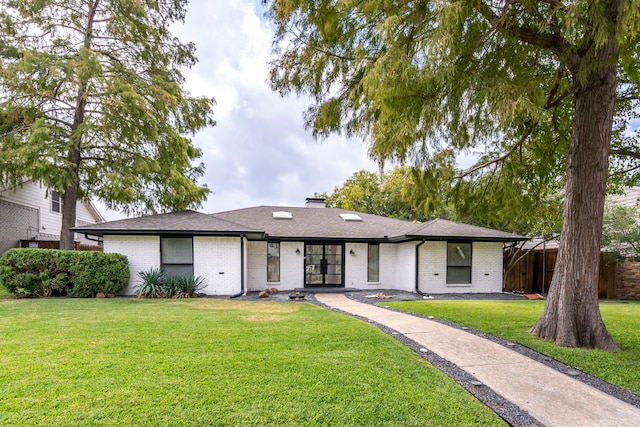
[
  {"xmin": 70, "ymin": 228, "xmax": 265, "ymax": 238},
  {"xmin": 404, "ymin": 234, "xmax": 530, "ymax": 242}
]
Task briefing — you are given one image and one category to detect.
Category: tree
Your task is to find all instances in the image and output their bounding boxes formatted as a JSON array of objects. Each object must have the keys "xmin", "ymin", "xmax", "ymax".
[
  {"xmin": 0, "ymin": 0, "xmax": 215, "ymax": 249},
  {"xmin": 267, "ymin": 0, "xmax": 640, "ymax": 349},
  {"xmin": 602, "ymin": 203, "xmax": 640, "ymax": 261},
  {"xmin": 321, "ymin": 166, "xmax": 436, "ymax": 221}
]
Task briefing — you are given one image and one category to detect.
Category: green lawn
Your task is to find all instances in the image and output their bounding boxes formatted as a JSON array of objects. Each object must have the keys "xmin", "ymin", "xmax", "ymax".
[
  {"xmin": 0, "ymin": 298, "xmax": 505, "ymax": 426},
  {"xmin": 0, "ymin": 283, "xmax": 11, "ymax": 298},
  {"xmin": 386, "ymin": 300, "xmax": 640, "ymax": 395}
]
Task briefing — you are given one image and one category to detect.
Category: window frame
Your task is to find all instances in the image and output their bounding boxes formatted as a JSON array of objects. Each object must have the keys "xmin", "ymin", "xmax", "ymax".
[
  {"xmin": 446, "ymin": 242, "xmax": 472, "ymax": 285},
  {"xmin": 51, "ymin": 191, "xmax": 63, "ymax": 213},
  {"xmin": 267, "ymin": 241, "xmax": 280, "ymax": 282},
  {"xmin": 367, "ymin": 243, "xmax": 380, "ymax": 283},
  {"xmin": 160, "ymin": 236, "xmax": 194, "ymax": 277}
]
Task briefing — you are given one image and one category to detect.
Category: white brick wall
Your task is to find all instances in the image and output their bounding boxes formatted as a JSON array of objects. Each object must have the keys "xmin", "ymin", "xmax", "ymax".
[
  {"xmin": 194, "ymin": 236, "xmax": 242, "ymax": 295},
  {"xmin": 280, "ymin": 241, "xmax": 304, "ymax": 290},
  {"xmin": 104, "ymin": 235, "xmax": 160, "ymax": 295},
  {"xmin": 417, "ymin": 241, "xmax": 503, "ymax": 293},
  {"xmin": 247, "ymin": 241, "xmax": 266, "ymax": 291},
  {"xmin": 394, "ymin": 242, "xmax": 416, "ymax": 292},
  {"xmin": 246, "ymin": 241, "xmax": 304, "ymax": 291},
  {"xmin": 105, "ymin": 235, "xmax": 505, "ymax": 296},
  {"xmin": 471, "ymin": 242, "xmax": 504, "ymax": 292},
  {"xmin": 344, "ymin": 243, "xmax": 367, "ymax": 287}
]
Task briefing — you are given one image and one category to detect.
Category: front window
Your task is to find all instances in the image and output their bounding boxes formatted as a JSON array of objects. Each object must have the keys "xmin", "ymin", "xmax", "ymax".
[
  {"xmin": 52, "ymin": 191, "xmax": 63, "ymax": 213},
  {"xmin": 161, "ymin": 237, "xmax": 193, "ymax": 276},
  {"xmin": 267, "ymin": 242, "xmax": 280, "ymax": 282},
  {"xmin": 447, "ymin": 243, "xmax": 472, "ymax": 284},
  {"xmin": 368, "ymin": 244, "xmax": 379, "ymax": 282}
]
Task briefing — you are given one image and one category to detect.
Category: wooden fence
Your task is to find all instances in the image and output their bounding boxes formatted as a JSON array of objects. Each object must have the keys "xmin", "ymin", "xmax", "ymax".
[
  {"xmin": 504, "ymin": 248, "xmax": 617, "ymax": 299},
  {"xmin": 19, "ymin": 240, "xmax": 103, "ymax": 252}
]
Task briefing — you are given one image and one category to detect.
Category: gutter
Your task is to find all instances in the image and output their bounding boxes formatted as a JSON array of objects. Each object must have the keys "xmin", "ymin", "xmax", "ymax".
[
  {"xmin": 415, "ymin": 240, "xmax": 431, "ymax": 297},
  {"xmin": 81, "ymin": 233, "xmax": 103, "ymax": 244},
  {"xmin": 230, "ymin": 235, "xmax": 246, "ymax": 299}
]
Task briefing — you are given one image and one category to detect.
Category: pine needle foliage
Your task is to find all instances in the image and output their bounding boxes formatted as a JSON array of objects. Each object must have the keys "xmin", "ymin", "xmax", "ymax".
[{"xmin": 0, "ymin": 0, "xmax": 215, "ymax": 246}]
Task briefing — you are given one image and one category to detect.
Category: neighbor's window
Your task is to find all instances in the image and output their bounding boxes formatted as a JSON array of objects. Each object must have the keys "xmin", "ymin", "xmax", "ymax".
[
  {"xmin": 368, "ymin": 244, "xmax": 380, "ymax": 282},
  {"xmin": 161, "ymin": 237, "xmax": 193, "ymax": 276},
  {"xmin": 267, "ymin": 242, "xmax": 280, "ymax": 282},
  {"xmin": 447, "ymin": 242, "xmax": 472, "ymax": 284},
  {"xmin": 52, "ymin": 191, "xmax": 63, "ymax": 213}
]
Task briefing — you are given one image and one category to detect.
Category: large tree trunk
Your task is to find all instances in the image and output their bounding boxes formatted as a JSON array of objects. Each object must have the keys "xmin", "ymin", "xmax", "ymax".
[
  {"xmin": 530, "ymin": 37, "xmax": 619, "ymax": 350},
  {"xmin": 59, "ymin": 147, "xmax": 81, "ymax": 251},
  {"xmin": 59, "ymin": 181, "xmax": 79, "ymax": 251},
  {"xmin": 59, "ymin": 0, "xmax": 96, "ymax": 250}
]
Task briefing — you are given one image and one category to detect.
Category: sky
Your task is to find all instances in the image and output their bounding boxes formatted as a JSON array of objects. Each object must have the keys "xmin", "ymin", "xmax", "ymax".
[{"xmin": 100, "ymin": 0, "xmax": 379, "ymax": 220}]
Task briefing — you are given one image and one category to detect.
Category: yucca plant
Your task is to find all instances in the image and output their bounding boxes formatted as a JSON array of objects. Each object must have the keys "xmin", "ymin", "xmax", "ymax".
[
  {"xmin": 162, "ymin": 276, "xmax": 183, "ymax": 298},
  {"xmin": 173, "ymin": 275, "xmax": 207, "ymax": 298},
  {"xmin": 136, "ymin": 268, "xmax": 166, "ymax": 298}
]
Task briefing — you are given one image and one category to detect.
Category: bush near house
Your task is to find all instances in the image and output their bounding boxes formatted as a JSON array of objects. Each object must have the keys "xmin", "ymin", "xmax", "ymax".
[
  {"xmin": 136, "ymin": 267, "xmax": 207, "ymax": 298},
  {"xmin": 0, "ymin": 248, "xmax": 129, "ymax": 297}
]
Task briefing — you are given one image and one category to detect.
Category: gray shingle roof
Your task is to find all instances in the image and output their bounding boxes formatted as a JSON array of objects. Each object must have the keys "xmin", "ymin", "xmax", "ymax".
[
  {"xmin": 405, "ymin": 218, "xmax": 527, "ymax": 242},
  {"xmin": 212, "ymin": 206, "xmax": 414, "ymax": 240},
  {"xmin": 73, "ymin": 206, "xmax": 527, "ymax": 242},
  {"xmin": 72, "ymin": 210, "xmax": 261, "ymax": 237},
  {"xmin": 212, "ymin": 206, "xmax": 527, "ymax": 242}
]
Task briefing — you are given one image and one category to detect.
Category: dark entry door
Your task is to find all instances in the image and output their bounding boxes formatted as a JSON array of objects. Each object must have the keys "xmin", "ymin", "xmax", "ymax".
[{"xmin": 305, "ymin": 243, "xmax": 344, "ymax": 287}]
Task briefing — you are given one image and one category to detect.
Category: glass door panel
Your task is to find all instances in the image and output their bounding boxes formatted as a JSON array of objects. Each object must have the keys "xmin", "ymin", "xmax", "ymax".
[{"xmin": 304, "ymin": 243, "xmax": 344, "ymax": 287}]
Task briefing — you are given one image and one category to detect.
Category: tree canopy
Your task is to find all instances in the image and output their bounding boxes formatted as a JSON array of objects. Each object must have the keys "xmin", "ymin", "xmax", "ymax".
[
  {"xmin": 0, "ymin": 0, "xmax": 215, "ymax": 248},
  {"xmin": 602, "ymin": 202, "xmax": 640, "ymax": 262},
  {"xmin": 267, "ymin": 0, "xmax": 640, "ymax": 349},
  {"xmin": 320, "ymin": 166, "xmax": 433, "ymax": 221}
]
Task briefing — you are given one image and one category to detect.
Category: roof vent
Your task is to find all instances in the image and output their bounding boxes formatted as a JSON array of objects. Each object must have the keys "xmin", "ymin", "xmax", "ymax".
[
  {"xmin": 340, "ymin": 213, "xmax": 363, "ymax": 222},
  {"xmin": 305, "ymin": 197, "xmax": 326, "ymax": 208},
  {"xmin": 273, "ymin": 211, "xmax": 293, "ymax": 220}
]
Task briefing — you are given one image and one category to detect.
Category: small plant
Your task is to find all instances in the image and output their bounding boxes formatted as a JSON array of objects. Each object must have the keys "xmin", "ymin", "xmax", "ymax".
[
  {"xmin": 175, "ymin": 275, "xmax": 207, "ymax": 298},
  {"xmin": 136, "ymin": 268, "xmax": 166, "ymax": 298},
  {"xmin": 135, "ymin": 269, "xmax": 206, "ymax": 298}
]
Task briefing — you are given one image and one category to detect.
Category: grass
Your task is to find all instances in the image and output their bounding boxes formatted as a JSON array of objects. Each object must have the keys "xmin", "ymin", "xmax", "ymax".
[
  {"xmin": 0, "ymin": 283, "xmax": 11, "ymax": 298},
  {"xmin": 386, "ymin": 299, "xmax": 640, "ymax": 395},
  {"xmin": 0, "ymin": 298, "xmax": 505, "ymax": 426}
]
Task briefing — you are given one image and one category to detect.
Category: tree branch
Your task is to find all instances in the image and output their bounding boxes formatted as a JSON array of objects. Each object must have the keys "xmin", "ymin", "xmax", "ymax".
[
  {"xmin": 456, "ymin": 123, "xmax": 534, "ymax": 178},
  {"xmin": 612, "ymin": 148, "xmax": 640, "ymax": 159},
  {"xmin": 473, "ymin": 1, "xmax": 579, "ymax": 70}
]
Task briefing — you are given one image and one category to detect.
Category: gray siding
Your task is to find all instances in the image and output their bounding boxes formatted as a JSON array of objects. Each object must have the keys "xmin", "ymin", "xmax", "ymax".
[{"xmin": 0, "ymin": 200, "xmax": 39, "ymax": 255}]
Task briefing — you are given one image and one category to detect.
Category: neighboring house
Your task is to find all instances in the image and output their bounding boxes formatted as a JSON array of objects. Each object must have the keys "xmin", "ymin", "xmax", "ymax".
[
  {"xmin": 0, "ymin": 179, "xmax": 104, "ymax": 254},
  {"xmin": 607, "ymin": 185, "xmax": 640, "ymax": 208},
  {"xmin": 74, "ymin": 198, "xmax": 527, "ymax": 296}
]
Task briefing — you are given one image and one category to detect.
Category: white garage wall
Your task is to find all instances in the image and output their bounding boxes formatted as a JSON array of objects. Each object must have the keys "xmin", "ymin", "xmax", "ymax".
[
  {"xmin": 104, "ymin": 235, "xmax": 160, "ymax": 295},
  {"xmin": 194, "ymin": 236, "xmax": 242, "ymax": 295},
  {"xmin": 417, "ymin": 241, "xmax": 504, "ymax": 293}
]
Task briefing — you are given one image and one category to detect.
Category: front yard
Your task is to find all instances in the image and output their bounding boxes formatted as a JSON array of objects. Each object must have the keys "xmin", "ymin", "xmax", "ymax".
[
  {"xmin": 387, "ymin": 300, "xmax": 640, "ymax": 395},
  {"xmin": 0, "ymin": 297, "xmax": 504, "ymax": 426}
]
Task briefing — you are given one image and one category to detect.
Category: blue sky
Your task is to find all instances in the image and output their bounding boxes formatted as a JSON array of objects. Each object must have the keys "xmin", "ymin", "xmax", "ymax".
[{"xmin": 100, "ymin": 0, "xmax": 379, "ymax": 219}]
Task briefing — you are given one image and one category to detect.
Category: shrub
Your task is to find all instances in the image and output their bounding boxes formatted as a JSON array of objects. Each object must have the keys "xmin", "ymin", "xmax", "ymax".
[
  {"xmin": 136, "ymin": 268, "xmax": 166, "ymax": 298},
  {"xmin": 168, "ymin": 275, "xmax": 207, "ymax": 298},
  {"xmin": 135, "ymin": 268, "xmax": 207, "ymax": 298},
  {"xmin": 0, "ymin": 249, "xmax": 129, "ymax": 297}
]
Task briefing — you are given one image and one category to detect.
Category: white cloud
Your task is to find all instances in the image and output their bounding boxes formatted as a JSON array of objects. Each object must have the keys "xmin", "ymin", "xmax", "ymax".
[{"xmin": 99, "ymin": 0, "xmax": 378, "ymax": 220}]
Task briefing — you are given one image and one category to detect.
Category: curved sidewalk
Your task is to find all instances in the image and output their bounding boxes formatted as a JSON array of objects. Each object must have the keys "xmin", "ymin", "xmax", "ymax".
[{"xmin": 316, "ymin": 293, "xmax": 640, "ymax": 427}]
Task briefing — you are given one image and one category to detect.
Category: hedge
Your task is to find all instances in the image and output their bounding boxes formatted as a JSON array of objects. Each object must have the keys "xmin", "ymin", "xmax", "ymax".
[{"xmin": 0, "ymin": 248, "xmax": 129, "ymax": 297}]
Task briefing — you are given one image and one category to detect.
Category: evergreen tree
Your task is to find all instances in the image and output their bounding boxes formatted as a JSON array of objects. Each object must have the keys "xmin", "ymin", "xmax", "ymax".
[{"xmin": 0, "ymin": 0, "xmax": 215, "ymax": 249}]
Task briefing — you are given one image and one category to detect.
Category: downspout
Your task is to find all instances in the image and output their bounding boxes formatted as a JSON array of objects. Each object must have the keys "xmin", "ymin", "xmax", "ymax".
[
  {"xmin": 415, "ymin": 240, "xmax": 430, "ymax": 297},
  {"xmin": 230, "ymin": 235, "xmax": 246, "ymax": 299},
  {"xmin": 82, "ymin": 233, "xmax": 103, "ymax": 244}
]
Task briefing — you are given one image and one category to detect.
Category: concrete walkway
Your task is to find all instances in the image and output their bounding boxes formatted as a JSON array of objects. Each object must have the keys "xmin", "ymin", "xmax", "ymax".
[{"xmin": 316, "ymin": 293, "xmax": 640, "ymax": 427}]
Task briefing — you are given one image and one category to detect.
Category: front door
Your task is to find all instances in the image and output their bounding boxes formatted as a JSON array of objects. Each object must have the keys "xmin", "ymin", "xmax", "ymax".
[{"xmin": 304, "ymin": 243, "xmax": 344, "ymax": 287}]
